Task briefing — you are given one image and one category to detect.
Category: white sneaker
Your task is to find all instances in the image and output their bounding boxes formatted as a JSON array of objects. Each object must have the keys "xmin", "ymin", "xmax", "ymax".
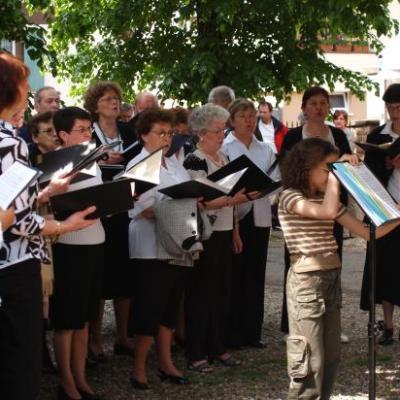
[{"xmin": 341, "ymin": 333, "xmax": 350, "ymax": 343}]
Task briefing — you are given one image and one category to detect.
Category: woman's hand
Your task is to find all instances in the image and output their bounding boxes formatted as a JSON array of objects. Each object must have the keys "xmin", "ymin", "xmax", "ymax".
[
  {"xmin": 338, "ymin": 153, "xmax": 359, "ymax": 165},
  {"xmin": 38, "ymin": 172, "xmax": 72, "ymax": 204},
  {"xmin": 62, "ymin": 206, "xmax": 97, "ymax": 232},
  {"xmin": 232, "ymin": 226, "xmax": 243, "ymax": 254},
  {"xmin": 202, "ymin": 196, "xmax": 229, "ymax": 210},
  {"xmin": 105, "ymin": 151, "xmax": 124, "ymax": 164},
  {"xmin": 141, "ymin": 208, "xmax": 155, "ymax": 220},
  {"xmin": 231, "ymin": 188, "xmax": 248, "ymax": 205},
  {"xmin": 0, "ymin": 206, "xmax": 15, "ymax": 230}
]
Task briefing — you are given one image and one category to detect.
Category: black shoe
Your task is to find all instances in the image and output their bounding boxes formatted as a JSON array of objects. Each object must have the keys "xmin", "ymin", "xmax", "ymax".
[
  {"xmin": 378, "ymin": 328, "xmax": 393, "ymax": 345},
  {"xmin": 247, "ymin": 340, "xmax": 267, "ymax": 349},
  {"xmin": 157, "ymin": 369, "xmax": 190, "ymax": 385},
  {"xmin": 87, "ymin": 348, "xmax": 107, "ymax": 366},
  {"xmin": 129, "ymin": 376, "xmax": 149, "ymax": 390},
  {"xmin": 113, "ymin": 342, "xmax": 134, "ymax": 356},
  {"xmin": 77, "ymin": 388, "xmax": 105, "ymax": 400},
  {"xmin": 57, "ymin": 385, "xmax": 81, "ymax": 400}
]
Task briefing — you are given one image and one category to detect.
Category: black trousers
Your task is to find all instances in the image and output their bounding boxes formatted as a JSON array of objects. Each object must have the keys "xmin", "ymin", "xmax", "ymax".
[
  {"xmin": 280, "ymin": 222, "xmax": 344, "ymax": 333},
  {"xmin": 0, "ymin": 259, "xmax": 42, "ymax": 400},
  {"xmin": 227, "ymin": 212, "xmax": 270, "ymax": 346},
  {"xmin": 185, "ymin": 231, "xmax": 232, "ymax": 361}
]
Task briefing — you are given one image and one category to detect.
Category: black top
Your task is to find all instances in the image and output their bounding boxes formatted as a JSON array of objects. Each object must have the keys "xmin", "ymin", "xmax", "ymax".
[
  {"xmin": 280, "ymin": 125, "xmax": 352, "ymax": 159},
  {"xmin": 362, "ymin": 124, "xmax": 393, "ymax": 186}
]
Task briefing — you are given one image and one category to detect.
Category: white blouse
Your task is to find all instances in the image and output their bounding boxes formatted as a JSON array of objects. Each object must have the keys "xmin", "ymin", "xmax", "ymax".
[
  {"xmin": 128, "ymin": 148, "xmax": 191, "ymax": 259},
  {"xmin": 222, "ymin": 132, "xmax": 280, "ymax": 228},
  {"xmin": 57, "ymin": 165, "xmax": 105, "ymax": 245}
]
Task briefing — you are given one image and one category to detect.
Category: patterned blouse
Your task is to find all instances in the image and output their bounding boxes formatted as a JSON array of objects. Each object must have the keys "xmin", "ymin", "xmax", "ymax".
[{"xmin": 0, "ymin": 120, "xmax": 49, "ymax": 270}]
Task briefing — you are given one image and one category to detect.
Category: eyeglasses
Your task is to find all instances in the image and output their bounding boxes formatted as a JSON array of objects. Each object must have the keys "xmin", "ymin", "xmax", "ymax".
[
  {"xmin": 149, "ymin": 130, "xmax": 174, "ymax": 139},
  {"xmin": 207, "ymin": 128, "xmax": 225, "ymax": 135},
  {"xmin": 319, "ymin": 167, "xmax": 330, "ymax": 173},
  {"xmin": 70, "ymin": 126, "xmax": 92, "ymax": 134},
  {"xmin": 38, "ymin": 127, "xmax": 56, "ymax": 136},
  {"xmin": 98, "ymin": 96, "xmax": 121, "ymax": 103}
]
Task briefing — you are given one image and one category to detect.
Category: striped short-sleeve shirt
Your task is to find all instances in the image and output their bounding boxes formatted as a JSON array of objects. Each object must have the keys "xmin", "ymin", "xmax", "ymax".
[{"xmin": 278, "ymin": 188, "xmax": 346, "ymax": 257}]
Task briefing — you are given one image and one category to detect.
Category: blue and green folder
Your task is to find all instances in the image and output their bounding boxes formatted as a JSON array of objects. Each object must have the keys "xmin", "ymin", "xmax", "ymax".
[{"xmin": 329, "ymin": 162, "xmax": 400, "ymax": 227}]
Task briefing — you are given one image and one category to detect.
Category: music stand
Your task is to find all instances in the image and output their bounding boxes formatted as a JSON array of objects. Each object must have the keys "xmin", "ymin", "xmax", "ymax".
[{"xmin": 329, "ymin": 161, "xmax": 400, "ymax": 400}]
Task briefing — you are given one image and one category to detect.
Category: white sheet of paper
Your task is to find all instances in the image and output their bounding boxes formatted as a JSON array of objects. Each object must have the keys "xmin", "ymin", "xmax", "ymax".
[{"xmin": 0, "ymin": 161, "xmax": 39, "ymax": 209}]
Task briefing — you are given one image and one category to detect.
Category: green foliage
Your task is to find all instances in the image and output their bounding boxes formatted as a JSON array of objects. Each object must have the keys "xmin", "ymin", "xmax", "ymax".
[{"xmin": 3, "ymin": 1, "xmax": 399, "ymax": 105}]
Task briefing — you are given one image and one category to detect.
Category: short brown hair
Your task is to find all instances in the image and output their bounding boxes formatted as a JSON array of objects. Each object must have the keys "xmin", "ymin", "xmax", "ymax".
[
  {"xmin": 280, "ymin": 138, "xmax": 339, "ymax": 196},
  {"xmin": 229, "ymin": 98, "xmax": 256, "ymax": 120},
  {"xmin": 333, "ymin": 109, "xmax": 348, "ymax": 123},
  {"xmin": 301, "ymin": 87, "xmax": 330, "ymax": 109},
  {"xmin": 172, "ymin": 107, "xmax": 190, "ymax": 126},
  {"xmin": 27, "ymin": 111, "xmax": 53, "ymax": 138},
  {"xmin": 0, "ymin": 51, "xmax": 30, "ymax": 113},
  {"xmin": 136, "ymin": 108, "xmax": 173, "ymax": 144},
  {"xmin": 83, "ymin": 81, "xmax": 122, "ymax": 121},
  {"xmin": 258, "ymin": 100, "xmax": 273, "ymax": 112}
]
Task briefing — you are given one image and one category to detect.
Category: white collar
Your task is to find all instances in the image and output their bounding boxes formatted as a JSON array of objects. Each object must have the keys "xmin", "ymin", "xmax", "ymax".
[
  {"xmin": 224, "ymin": 131, "xmax": 261, "ymax": 147},
  {"xmin": 380, "ymin": 122, "xmax": 399, "ymax": 139}
]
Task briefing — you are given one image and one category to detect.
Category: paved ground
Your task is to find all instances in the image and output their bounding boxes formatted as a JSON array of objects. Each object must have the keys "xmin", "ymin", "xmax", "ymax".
[{"xmin": 40, "ymin": 234, "xmax": 400, "ymax": 400}]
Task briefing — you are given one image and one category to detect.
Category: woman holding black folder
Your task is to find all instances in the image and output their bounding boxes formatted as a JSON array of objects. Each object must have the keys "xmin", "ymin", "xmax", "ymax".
[
  {"xmin": 127, "ymin": 108, "xmax": 191, "ymax": 389},
  {"xmin": 0, "ymin": 52, "xmax": 98, "ymax": 400},
  {"xmin": 183, "ymin": 103, "xmax": 249, "ymax": 372},
  {"xmin": 84, "ymin": 81, "xmax": 136, "ymax": 361},
  {"xmin": 360, "ymin": 83, "xmax": 400, "ymax": 345},
  {"xmin": 222, "ymin": 98, "xmax": 280, "ymax": 349},
  {"xmin": 50, "ymin": 106, "xmax": 106, "ymax": 400}
]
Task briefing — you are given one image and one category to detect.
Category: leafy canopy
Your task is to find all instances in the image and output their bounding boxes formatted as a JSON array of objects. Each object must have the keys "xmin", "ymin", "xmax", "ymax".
[{"xmin": 3, "ymin": 1, "xmax": 399, "ymax": 104}]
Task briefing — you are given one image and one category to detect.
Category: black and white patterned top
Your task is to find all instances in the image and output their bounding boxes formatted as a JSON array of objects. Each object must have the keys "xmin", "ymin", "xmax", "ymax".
[{"xmin": 0, "ymin": 120, "xmax": 49, "ymax": 270}]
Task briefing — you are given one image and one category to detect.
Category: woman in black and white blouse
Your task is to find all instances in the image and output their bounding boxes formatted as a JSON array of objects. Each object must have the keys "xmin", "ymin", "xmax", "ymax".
[{"xmin": 0, "ymin": 51, "xmax": 96, "ymax": 400}]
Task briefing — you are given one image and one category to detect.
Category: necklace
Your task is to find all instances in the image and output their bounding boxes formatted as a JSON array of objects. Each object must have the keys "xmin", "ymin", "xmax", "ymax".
[
  {"xmin": 93, "ymin": 122, "xmax": 123, "ymax": 152},
  {"xmin": 198, "ymin": 146, "xmax": 224, "ymax": 167}
]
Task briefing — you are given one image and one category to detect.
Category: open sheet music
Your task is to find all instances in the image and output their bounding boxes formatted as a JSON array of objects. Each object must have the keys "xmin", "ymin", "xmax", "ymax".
[
  {"xmin": 0, "ymin": 161, "xmax": 42, "ymax": 209},
  {"xmin": 329, "ymin": 161, "xmax": 400, "ymax": 226}
]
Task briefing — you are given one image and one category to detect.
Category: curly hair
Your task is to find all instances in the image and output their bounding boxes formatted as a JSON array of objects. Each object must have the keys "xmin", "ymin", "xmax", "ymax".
[
  {"xmin": 136, "ymin": 108, "xmax": 173, "ymax": 144},
  {"xmin": 83, "ymin": 81, "xmax": 122, "ymax": 121},
  {"xmin": 280, "ymin": 138, "xmax": 339, "ymax": 196}
]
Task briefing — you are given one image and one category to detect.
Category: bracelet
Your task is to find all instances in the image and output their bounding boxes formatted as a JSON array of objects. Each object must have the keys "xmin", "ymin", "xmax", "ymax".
[{"xmin": 55, "ymin": 221, "xmax": 62, "ymax": 237}]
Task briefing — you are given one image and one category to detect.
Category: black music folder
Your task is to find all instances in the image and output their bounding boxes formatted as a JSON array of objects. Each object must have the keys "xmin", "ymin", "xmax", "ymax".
[
  {"xmin": 355, "ymin": 137, "xmax": 400, "ymax": 158},
  {"xmin": 50, "ymin": 179, "xmax": 135, "ymax": 220},
  {"xmin": 113, "ymin": 148, "xmax": 163, "ymax": 195},
  {"xmin": 37, "ymin": 141, "xmax": 121, "ymax": 185},
  {"xmin": 121, "ymin": 140, "xmax": 142, "ymax": 163},
  {"xmin": 207, "ymin": 154, "xmax": 281, "ymax": 195},
  {"xmin": 159, "ymin": 177, "xmax": 229, "ymax": 200}
]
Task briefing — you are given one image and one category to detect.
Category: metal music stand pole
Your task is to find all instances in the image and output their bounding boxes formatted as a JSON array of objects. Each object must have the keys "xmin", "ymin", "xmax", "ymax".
[{"xmin": 368, "ymin": 223, "xmax": 377, "ymax": 400}]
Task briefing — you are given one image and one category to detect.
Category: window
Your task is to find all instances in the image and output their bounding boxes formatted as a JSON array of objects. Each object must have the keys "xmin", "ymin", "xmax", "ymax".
[
  {"xmin": 0, "ymin": 39, "xmax": 13, "ymax": 53},
  {"xmin": 329, "ymin": 93, "xmax": 347, "ymax": 111}
]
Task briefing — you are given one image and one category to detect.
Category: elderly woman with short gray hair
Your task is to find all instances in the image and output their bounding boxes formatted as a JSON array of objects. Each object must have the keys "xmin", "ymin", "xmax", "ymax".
[{"xmin": 183, "ymin": 103, "xmax": 248, "ymax": 373}]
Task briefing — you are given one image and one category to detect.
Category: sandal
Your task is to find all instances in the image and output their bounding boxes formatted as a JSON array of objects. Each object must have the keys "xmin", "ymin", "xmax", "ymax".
[
  {"xmin": 211, "ymin": 354, "xmax": 241, "ymax": 367},
  {"xmin": 187, "ymin": 360, "xmax": 214, "ymax": 373}
]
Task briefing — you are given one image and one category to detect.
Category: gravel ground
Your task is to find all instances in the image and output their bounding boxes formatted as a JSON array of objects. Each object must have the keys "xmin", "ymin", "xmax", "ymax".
[{"xmin": 40, "ymin": 235, "xmax": 400, "ymax": 400}]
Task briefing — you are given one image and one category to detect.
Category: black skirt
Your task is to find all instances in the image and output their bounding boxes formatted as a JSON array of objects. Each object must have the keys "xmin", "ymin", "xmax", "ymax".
[
  {"xmin": 360, "ymin": 224, "xmax": 400, "ymax": 310},
  {"xmin": 128, "ymin": 259, "xmax": 186, "ymax": 337},
  {"xmin": 101, "ymin": 213, "xmax": 133, "ymax": 299},
  {"xmin": 0, "ymin": 259, "xmax": 42, "ymax": 400},
  {"xmin": 50, "ymin": 243, "xmax": 104, "ymax": 329}
]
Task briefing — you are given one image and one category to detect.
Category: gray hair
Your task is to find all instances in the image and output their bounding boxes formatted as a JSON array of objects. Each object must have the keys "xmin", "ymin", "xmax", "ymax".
[
  {"xmin": 34, "ymin": 86, "xmax": 57, "ymax": 104},
  {"xmin": 120, "ymin": 102, "xmax": 133, "ymax": 112},
  {"xmin": 188, "ymin": 103, "xmax": 230, "ymax": 134},
  {"xmin": 208, "ymin": 85, "xmax": 235, "ymax": 105}
]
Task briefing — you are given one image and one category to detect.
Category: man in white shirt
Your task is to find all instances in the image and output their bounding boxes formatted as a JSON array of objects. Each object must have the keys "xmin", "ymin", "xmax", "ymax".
[{"xmin": 254, "ymin": 101, "xmax": 288, "ymax": 154}]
